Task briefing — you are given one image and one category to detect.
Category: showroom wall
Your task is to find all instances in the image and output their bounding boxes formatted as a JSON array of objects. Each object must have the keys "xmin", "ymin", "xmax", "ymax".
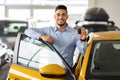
[{"xmin": 89, "ymin": 0, "xmax": 120, "ymax": 28}]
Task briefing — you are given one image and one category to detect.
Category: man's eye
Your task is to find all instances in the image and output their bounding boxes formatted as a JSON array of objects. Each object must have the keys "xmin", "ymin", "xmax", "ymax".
[
  {"xmin": 56, "ymin": 13, "xmax": 66, "ymax": 17},
  {"xmin": 57, "ymin": 14, "xmax": 60, "ymax": 16}
]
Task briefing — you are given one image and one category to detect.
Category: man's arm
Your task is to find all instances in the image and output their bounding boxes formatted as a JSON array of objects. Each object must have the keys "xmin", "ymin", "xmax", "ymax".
[
  {"xmin": 76, "ymin": 35, "xmax": 88, "ymax": 56},
  {"xmin": 40, "ymin": 34, "xmax": 54, "ymax": 45},
  {"xmin": 24, "ymin": 28, "xmax": 54, "ymax": 45},
  {"xmin": 24, "ymin": 28, "xmax": 42, "ymax": 39}
]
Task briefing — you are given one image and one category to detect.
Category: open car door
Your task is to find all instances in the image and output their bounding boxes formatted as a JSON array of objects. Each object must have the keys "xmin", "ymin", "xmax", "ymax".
[{"xmin": 8, "ymin": 33, "xmax": 77, "ymax": 80}]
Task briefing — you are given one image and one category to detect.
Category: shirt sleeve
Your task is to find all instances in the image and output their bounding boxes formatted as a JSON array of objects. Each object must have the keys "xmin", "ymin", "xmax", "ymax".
[
  {"xmin": 24, "ymin": 28, "xmax": 48, "ymax": 39},
  {"xmin": 76, "ymin": 35, "xmax": 88, "ymax": 56}
]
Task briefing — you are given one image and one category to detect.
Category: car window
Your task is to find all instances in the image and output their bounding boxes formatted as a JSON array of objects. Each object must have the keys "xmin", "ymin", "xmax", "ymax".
[
  {"xmin": 17, "ymin": 36, "xmax": 65, "ymax": 70},
  {"xmin": 7, "ymin": 23, "xmax": 27, "ymax": 32},
  {"xmin": 107, "ymin": 26, "xmax": 120, "ymax": 31},
  {"xmin": 0, "ymin": 21, "xmax": 28, "ymax": 36},
  {"xmin": 91, "ymin": 41, "xmax": 120, "ymax": 76}
]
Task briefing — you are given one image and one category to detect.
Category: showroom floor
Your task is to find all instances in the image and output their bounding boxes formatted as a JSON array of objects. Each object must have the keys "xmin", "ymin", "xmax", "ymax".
[{"xmin": 0, "ymin": 62, "xmax": 10, "ymax": 80}]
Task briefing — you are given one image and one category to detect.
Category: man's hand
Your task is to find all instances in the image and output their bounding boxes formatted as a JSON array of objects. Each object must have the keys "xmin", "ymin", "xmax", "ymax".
[
  {"xmin": 80, "ymin": 33, "xmax": 87, "ymax": 41},
  {"xmin": 40, "ymin": 34, "xmax": 54, "ymax": 45},
  {"xmin": 80, "ymin": 34, "xmax": 86, "ymax": 40}
]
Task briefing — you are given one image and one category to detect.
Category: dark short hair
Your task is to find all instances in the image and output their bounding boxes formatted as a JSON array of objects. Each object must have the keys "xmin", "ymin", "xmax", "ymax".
[
  {"xmin": 55, "ymin": 5, "xmax": 68, "ymax": 13},
  {"xmin": 78, "ymin": 28, "xmax": 81, "ymax": 34}
]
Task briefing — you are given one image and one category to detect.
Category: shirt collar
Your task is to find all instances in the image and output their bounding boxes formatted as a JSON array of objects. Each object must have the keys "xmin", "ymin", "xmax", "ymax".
[{"xmin": 54, "ymin": 24, "xmax": 69, "ymax": 32}]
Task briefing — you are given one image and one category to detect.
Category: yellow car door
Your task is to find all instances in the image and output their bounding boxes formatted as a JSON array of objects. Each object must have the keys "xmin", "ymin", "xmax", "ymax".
[{"xmin": 8, "ymin": 33, "xmax": 76, "ymax": 80}]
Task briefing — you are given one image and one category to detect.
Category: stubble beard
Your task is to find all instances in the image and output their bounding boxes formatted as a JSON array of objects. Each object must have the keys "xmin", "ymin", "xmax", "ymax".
[{"xmin": 57, "ymin": 22, "xmax": 66, "ymax": 27}]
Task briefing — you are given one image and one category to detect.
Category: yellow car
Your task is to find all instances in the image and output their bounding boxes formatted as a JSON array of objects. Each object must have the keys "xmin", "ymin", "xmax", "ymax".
[{"xmin": 8, "ymin": 31, "xmax": 120, "ymax": 80}]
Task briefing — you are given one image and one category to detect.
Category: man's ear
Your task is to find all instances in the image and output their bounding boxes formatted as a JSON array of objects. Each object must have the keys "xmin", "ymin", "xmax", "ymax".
[
  {"xmin": 67, "ymin": 15, "xmax": 69, "ymax": 20},
  {"xmin": 54, "ymin": 15, "xmax": 56, "ymax": 19}
]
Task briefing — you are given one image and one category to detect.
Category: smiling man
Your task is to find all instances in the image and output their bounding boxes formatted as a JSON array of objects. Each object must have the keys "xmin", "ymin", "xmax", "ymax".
[{"xmin": 24, "ymin": 5, "xmax": 87, "ymax": 68}]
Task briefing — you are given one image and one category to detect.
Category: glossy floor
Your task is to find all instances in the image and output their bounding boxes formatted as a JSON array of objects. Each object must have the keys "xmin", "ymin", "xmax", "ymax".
[{"xmin": 0, "ymin": 62, "xmax": 10, "ymax": 80}]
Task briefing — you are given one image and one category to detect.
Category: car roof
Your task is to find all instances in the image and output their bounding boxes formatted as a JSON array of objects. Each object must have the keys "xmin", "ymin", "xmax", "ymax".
[{"xmin": 90, "ymin": 31, "xmax": 120, "ymax": 40}]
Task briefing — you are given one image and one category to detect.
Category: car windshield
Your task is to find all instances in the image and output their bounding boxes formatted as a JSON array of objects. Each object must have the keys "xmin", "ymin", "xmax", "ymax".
[
  {"xmin": 0, "ymin": 21, "xmax": 28, "ymax": 36},
  {"xmin": 86, "ymin": 40, "xmax": 120, "ymax": 79},
  {"xmin": 17, "ymin": 35, "xmax": 66, "ymax": 70}
]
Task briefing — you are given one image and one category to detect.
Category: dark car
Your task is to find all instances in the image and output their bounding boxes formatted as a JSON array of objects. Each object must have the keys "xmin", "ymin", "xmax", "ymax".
[
  {"xmin": 0, "ymin": 19, "xmax": 28, "ymax": 66},
  {"xmin": 74, "ymin": 7, "xmax": 120, "ymax": 34}
]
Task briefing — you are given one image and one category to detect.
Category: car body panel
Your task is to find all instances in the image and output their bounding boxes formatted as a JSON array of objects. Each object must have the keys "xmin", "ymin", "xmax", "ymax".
[
  {"xmin": 78, "ymin": 39, "xmax": 93, "ymax": 80},
  {"xmin": 92, "ymin": 31, "xmax": 120, "ymax": 40},
  {"xmin": 9, "ymin": 64, "xmax": 65, "ymax": 80}
]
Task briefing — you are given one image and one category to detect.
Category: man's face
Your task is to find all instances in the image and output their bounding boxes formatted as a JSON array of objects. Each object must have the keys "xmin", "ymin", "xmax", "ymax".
[
  {"xmin": 81, "ymin": 28, "xmax": 87, "ymax": 35},
  {"xmin": 54, "ymin": 9, "xmax": 68, "ymax": 26}
]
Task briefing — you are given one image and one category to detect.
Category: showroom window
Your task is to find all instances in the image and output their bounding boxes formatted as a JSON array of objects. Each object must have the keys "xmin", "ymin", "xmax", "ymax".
[
  {"xmin": 1, "ymin": 0, "xmax": 88, "ymax": 28},
  {"xmin": 33, "ymin": 9, "xmax": 54, "ymax": 28},
  {"xmin": 8, "ymin": 9, "xmax": 31, "ymax": 20},
  {"xmin": 0, "ymin": 6, "xmax": 5, "ymax": 18}
]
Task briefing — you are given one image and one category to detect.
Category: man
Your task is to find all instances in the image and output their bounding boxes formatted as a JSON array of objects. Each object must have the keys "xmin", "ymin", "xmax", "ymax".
[{"xmin": 24, "ymin": 5, "xmax": 87, "ymax": 67}]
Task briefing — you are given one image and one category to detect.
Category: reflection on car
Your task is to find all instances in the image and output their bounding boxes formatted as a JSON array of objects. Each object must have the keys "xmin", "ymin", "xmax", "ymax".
[{"xmin": 8, "ymin": 31, "xmax": 120, "ymax": 80}]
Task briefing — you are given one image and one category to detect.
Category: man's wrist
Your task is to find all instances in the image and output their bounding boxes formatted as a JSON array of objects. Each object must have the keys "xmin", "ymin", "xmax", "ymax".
[{"xmin": 81, "ymin": 38, "xmax": 87, "ymax": 42}]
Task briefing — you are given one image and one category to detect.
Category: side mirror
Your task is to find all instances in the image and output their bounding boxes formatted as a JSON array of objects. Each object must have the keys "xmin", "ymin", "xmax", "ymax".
[{"xmin": 39, "ymin": 64, "xmax": 66, "ymax": 77}]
